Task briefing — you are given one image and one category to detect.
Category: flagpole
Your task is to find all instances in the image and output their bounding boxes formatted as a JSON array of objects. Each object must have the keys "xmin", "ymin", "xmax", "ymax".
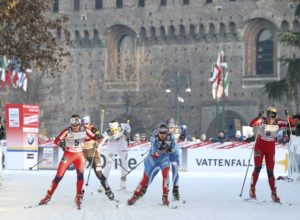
[
  {"xmin": 216, "ymin": 99, "xmax": 219, "ymax": 132},
  {"xmin": 221, "ymin": 51, "xmax": 226, "ymax": 132}
]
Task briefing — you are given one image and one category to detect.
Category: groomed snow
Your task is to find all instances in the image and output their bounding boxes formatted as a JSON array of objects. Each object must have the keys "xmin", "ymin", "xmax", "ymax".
[{"xmin": 0, "ymin": 169, "xmax": 299, "ymax": 220}]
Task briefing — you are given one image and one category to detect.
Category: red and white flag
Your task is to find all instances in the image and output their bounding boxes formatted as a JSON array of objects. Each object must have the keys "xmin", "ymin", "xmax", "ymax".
[{"xmin": 209, "ymin": 50, "xmax": 228, "ymax": 100}]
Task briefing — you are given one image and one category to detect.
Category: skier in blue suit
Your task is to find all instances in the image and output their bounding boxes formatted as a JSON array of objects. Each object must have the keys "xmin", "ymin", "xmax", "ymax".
[{"xmin": 127, "ymin": 123, "xmax": 176, "ymax": 206}]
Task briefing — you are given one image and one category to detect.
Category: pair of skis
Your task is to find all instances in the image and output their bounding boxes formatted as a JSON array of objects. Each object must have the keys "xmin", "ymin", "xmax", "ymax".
[
  {"xmin": 116, "ymin": 199, "xmax": 186, "ymax": 209},
  {"xmin": 244, "ymin": 197, "xmax": 292, "ymax": 206}
]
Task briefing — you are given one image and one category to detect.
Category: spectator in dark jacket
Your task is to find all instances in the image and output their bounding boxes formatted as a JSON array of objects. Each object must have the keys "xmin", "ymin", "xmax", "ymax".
[
  {"xmin": 0, "ymin": 120, "xmax": 5, "ymax": 140},
  {"xmin": 211, "ymin": 130, "xmax": 229, "ymax": 143}
]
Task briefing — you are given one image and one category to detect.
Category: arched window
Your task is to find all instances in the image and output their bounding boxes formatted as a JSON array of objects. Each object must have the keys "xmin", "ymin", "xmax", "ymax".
[
  {"xmin": 140, "ymin": 27, "xmax": 146, "ymax": 38},
  {"xmin": 199, "ymin": 24, "xmax": 205, "ymax": 35},
  {"xmin": 169, "ymin": 25, "xmax": 176, "ymax": 39},
  {"xmin": 292, "ymin": 20, "xmax": 300, "ymax": 32},
  {"xmin": 160, "ymin": 26, "xmax": 166, "ymax": 38},
  {"xmin": 64, "ymin": 30, "xmax": 71, "ymax": 43},
  {"xmin": 256, "ymin": 29, "xmax": 273, "ymax": 75},
  {"xmin": 229, "ymin": 22, "xmax": 236, "ymax": 34},
  {"xmin": 209, "ymin": 23, "xmax": 215, "ymax": 35},
  {"xmin": 179, "ymin": 24, "xmax": 185, "ymax": 37},
  {"xmin": 150, "ymin": 26, "xmax": 156, "ymax": 38},
  {"xmin": 280, "ymin": 20, "xmax": 289, "ymax": 32},
  {"xmin": 220, "ymin": 23, "xmax": 226, "ymax": 34},
  {"xmin": 93, "ymin": 29, "xmax": 99, "ymax": 41},
  {"xmin": 243, "ymin": 18, "xmax": 278, "ymax": 83},
  {"xmin": 105, "ymin": 25, "xmax": 137, "ymax": 90},
  {"xmin": 189, "ymin": 24, "xmax": 196, "ymax": 38},
  {"xmin": 75, "ymin": 30, "xmax": 80, "ymax": 43}
]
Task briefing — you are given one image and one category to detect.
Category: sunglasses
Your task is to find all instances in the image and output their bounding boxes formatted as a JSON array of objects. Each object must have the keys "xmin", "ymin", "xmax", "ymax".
[{"xmin": 159, "ymin": 131, "xmax": 167, "ymax": 135}]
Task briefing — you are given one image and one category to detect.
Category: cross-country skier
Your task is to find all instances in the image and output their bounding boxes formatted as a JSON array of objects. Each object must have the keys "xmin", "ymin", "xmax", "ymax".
[
  {"xmin": 127, "ymin": 123, "xmax": 176, "ymax": 206},
  {"xmin": 146, "ymin": 118, "xmax": 182, "ymax": 200},
  {"xmin": 39, "ymin": 114, "xmax": 102, "ymax": 208},
  {"xmin": 81, "ymin": 115, "xmax": 114, "ymax": 200},
  {"xmin": 249, "ymin": 107, "xmax": 294, "ymax": 203},
  {"xmin": 102, "ymin": 120, "xmax": 131, "ymax": 189}
]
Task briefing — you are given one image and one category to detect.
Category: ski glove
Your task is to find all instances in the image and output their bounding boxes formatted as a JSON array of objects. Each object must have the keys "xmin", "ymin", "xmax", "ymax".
[
  {"xmin": 257, "ymin": 112, "xmax": 263, "ymax": 119},
  {"xmin": 166, "ymin": 146, "xmax": 173, "ymax": 153},
  {"xmin": 284, "ymin": 109, "xmax": 290, "ymax": 117},
  {"xmin": 59, "ymin": 140, "xmax": 66, "ymax": 151},
  {"xmin": 158, "ymin": 142, "xmax": 169, "ymax": 151}
]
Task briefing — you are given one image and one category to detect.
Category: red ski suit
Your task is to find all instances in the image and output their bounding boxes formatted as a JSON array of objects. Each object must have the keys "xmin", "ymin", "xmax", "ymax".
[
  {"xmin": 47, "ymin": 126, "xmax": 98, "ymax": 196},
  {"xmin": 250, "ymin": 116, "xmax": 293, "ymax": 191}
]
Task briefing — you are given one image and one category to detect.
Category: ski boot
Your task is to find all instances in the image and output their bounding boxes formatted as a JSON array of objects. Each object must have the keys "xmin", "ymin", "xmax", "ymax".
[
  {"xmin": 271, "ymin": 188, "xmax": 280, "ymax": 203},
  {"xmin": 105, "ymin": 188, "xmax": 115, "ymax": 200},
  {"xmin": 162, "ymin": 193, "xmax": 170, "ymax": 206},
  {"xmin": 39, "ymin": 190, "xmax": 52, "ymax": 205},
  {"xmin": 249, "ymin": 186, "xmax": 256, "ymax": 199},
  {"xmin": 75, "ymin": 192, "xmax": 83, "ymax": 209},
  {"xmin": 120, "ymin": 176, "xmax": 126, "ymax": 190},
  {"xmin": 172, "ymin": 186, "xmax": 180, "ymax": 200},
  {"xmin": 127, "ymin": 195, "xmax": 138, "ymax": 205},
  {"xmin": 127, "ymin": 188, "xmax": 144, "ymax": 206}
]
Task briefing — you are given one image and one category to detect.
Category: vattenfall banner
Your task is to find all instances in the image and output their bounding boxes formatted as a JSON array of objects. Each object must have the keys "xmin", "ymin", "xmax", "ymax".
[{"xmin": 39, "ymin": 140, "xmax": 291, "ymax": 175}]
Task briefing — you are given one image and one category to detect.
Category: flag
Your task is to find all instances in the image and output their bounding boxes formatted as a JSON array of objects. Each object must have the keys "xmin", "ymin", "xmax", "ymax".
[
  {"xmin": 22, "ymin": 72, "xmax": 28, "ymax": 92},
  {"xmin": 209, "ymin": 50, "xmax": 224, "ymax": 100},
  {"xmin": 1, "ymin": 57, "xmax": 7, "ymax": 90},
  {"xmin": 224, "ymin": 72, "xmax": 229, "ymax": 97},
  {"xmin": 209, "ymin": 50, "xmax": 228, "ymax": 100},
  {"xmin": 5, "ymin": 69, "xmax": 12, "ymax": 86},
  {"xmin": 12, "ymin": 70, "xmax": 19, "ymax": 88}
]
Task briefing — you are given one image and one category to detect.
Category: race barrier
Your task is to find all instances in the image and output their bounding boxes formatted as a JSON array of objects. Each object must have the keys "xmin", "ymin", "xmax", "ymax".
[
  {"xmin": 288, "ymin": 135, "xmax": 300, "ymax": 181},
  {"xmin": 35, "ymin": 139, "xmax": 293, "ymax": 177}
]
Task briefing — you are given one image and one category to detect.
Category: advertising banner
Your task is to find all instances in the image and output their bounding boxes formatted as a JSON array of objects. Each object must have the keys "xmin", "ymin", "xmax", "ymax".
[{"xmin": 5, "ymin": 104, "xmax": 39, "ymax": 170}]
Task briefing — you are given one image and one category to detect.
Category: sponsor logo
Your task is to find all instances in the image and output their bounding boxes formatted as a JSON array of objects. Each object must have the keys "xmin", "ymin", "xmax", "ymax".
[
  {"xmin": 27, "ymin": 154, "xmax": 34, "ymax": 159},
  {"xmin": 195, "ymin": 158, "xmax": 251, "ymax": 167},
  {"xmin": 27, "ymin": 134, "xmax": 35, "ymax": 145}
]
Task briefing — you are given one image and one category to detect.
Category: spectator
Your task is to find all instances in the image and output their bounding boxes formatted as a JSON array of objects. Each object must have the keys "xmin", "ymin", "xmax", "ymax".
[
  {"xmin": 231, "ymin": 130, "xmax": 244, "ymax": 142},
  {"xmin": 133, "ymin": 133, "xmax": 140, "ymax": 141},
  {"xmin": 200, "ymin": 133, "xmax": 207, "ymax": 142},
  {"xmin": 140, "ymin": 133, "xmax": 147, "ymax": 142},
  {"xmin": 292, "ymin": 114, "xmax": 300, "ymax": 136},
  {"xmin": 0, "ymin": 119, "xmax": 5, "ymax": 141},
  {"xmin": 245, "ymin": 130, "xmax": 255, "ymax": 143},
  {"xmin": 211, "ymin": 130, "xmax": 229, "ymax": 143}
]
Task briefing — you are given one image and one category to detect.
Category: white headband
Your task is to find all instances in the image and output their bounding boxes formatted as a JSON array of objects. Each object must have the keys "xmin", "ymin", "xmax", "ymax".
[{"xmin": 109, "ymin": 122, "xmax": 119, "ymax": 129}]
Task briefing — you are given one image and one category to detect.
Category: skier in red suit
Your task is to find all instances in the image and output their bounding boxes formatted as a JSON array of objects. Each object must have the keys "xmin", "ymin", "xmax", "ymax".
[
  {"xmin": 39, "ymin": 114, "xmax": 101, "ymax": 208},
  {"xmin": 249, "ymin": 107, "xmax": 294, "ymax": 203}
]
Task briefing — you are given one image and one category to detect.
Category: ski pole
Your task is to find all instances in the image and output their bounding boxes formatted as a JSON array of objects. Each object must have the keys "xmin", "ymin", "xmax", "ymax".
[
  {"xmin": 239, "ymin": 126, "xmax": 259, "ymax": 197},
  {"xmin": 85, "ymin": 137, "xmax": 107, "ymax": 186},
  {"xmin": 115, "ymin": 146, "xmax": 142, "ymax": 173},
  {"xmin": 116, "ymin": 162, "xmax": 130, "ymax": 173},
  {"xmin": 29, "ymin": 155, "xmax": 50, "ymax": 170},
  {"xmin": 122, "ymin": 153, "xmax": 149, "ymax": 178}
]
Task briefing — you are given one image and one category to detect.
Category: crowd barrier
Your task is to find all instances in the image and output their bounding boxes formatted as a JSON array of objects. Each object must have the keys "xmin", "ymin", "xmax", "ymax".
[
  {"xmin": 35, "ymin": 139, "xmax": 295, "ymax": 177},
  {"xmin": 288, "ymin": 135, "xmax": 300, "ymax": 181}
]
